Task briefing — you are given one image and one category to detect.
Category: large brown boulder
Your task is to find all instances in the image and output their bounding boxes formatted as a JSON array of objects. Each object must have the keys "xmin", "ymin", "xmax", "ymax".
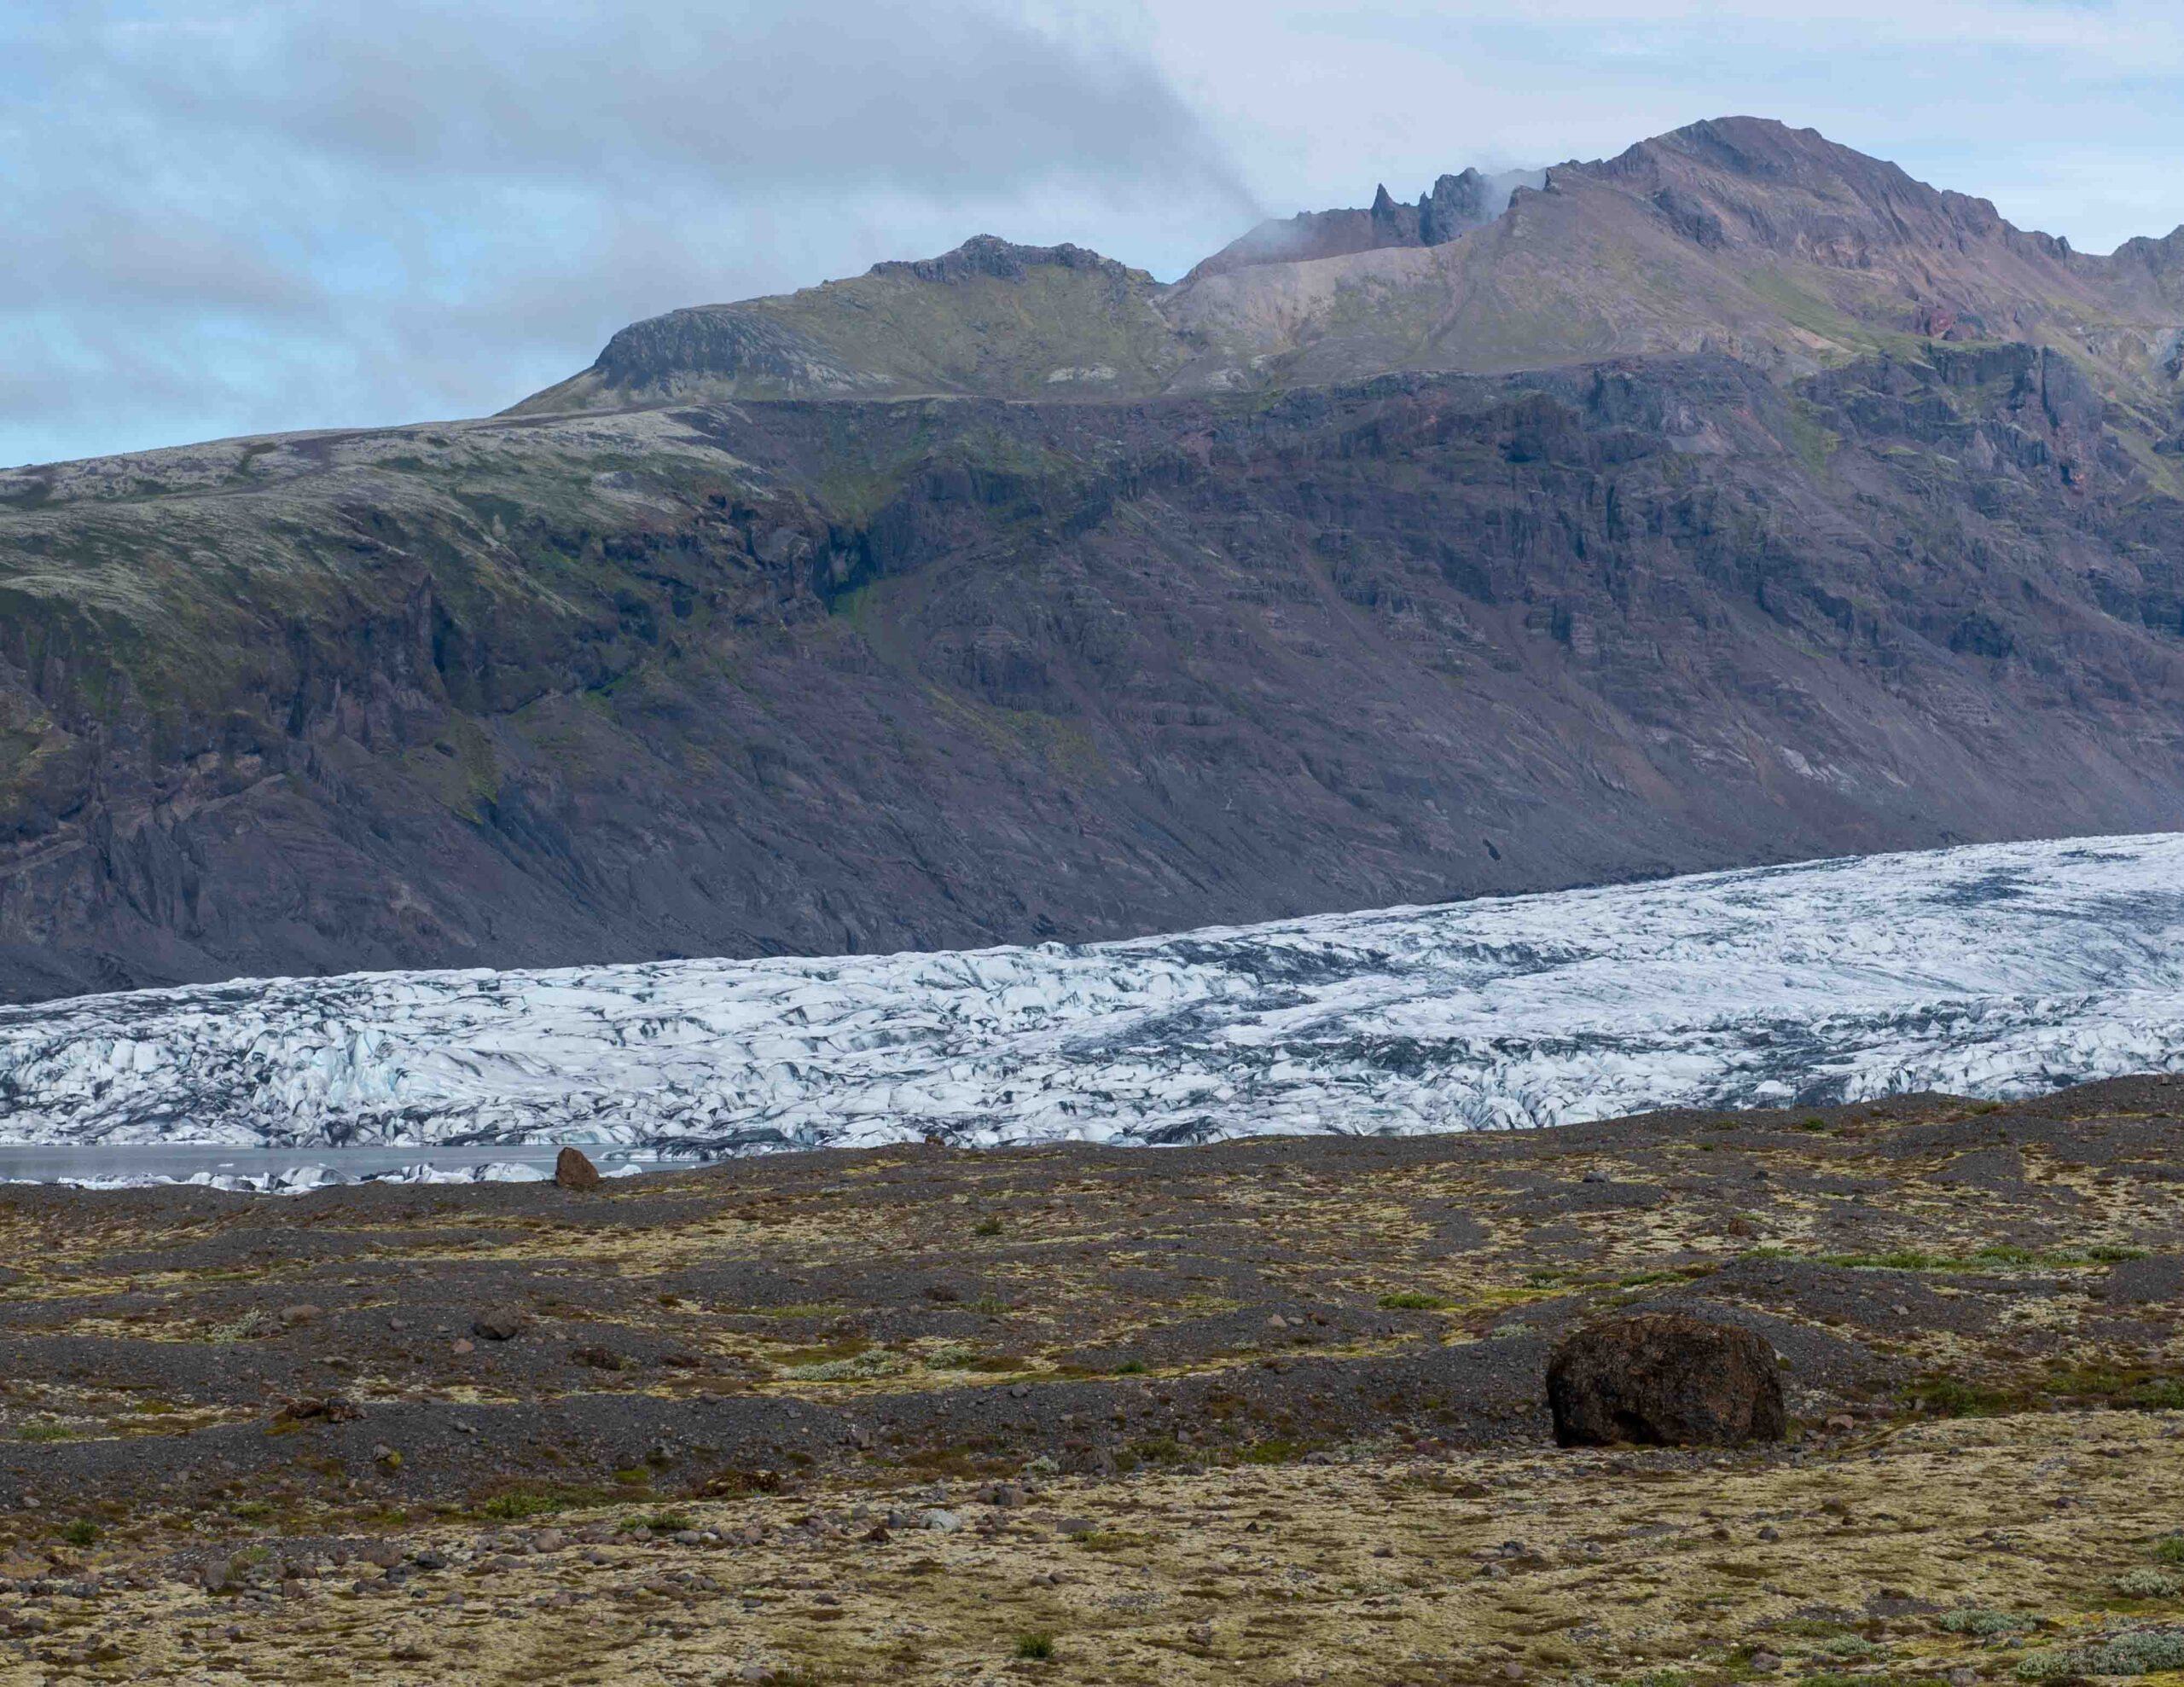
[
  {"xmin": 554, "ymin": 1146, "xmax": 602, "ymax": 1191},
  {"xmin": 1547, "ymin": 1313, "xmax": 1786, "ymax": 1446}
]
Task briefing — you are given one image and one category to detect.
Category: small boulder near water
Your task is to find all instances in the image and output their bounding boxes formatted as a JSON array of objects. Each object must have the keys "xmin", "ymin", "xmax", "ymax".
[
  {"xmin": 1546, "ymin": 1313, "xmax": 1786, "ymax": 1446},
  {"xmin": 554, "ymin": 1147, "xmax": 602, "ymax": 1191}
]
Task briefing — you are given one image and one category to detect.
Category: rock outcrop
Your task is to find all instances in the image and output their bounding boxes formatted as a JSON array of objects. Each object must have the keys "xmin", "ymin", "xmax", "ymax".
[{"xmin": 1187, "ymin": 166, "xmax": 1544, "ymax": 279}]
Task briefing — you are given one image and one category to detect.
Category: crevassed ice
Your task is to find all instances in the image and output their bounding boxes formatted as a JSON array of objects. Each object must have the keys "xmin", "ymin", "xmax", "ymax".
[{"xmin": 3, "ymin": 834, "xmax": 2182, "ymax": 1153}]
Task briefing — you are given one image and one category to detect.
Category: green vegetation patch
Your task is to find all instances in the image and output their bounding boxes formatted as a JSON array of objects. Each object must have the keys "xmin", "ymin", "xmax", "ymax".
[
  {"xmin": 1940, "ymin": 1609, "xmax": 2036, "ymax": 1636},
  {"xmin": 1234, "ymin": 1438, "xmax": 1315, "ymax": 1466},
  {"xmin": 786, "ymin": 1348, "xmax": 915, "ymax": 1383},
  {"xmin": 477, "ymin": 1486, "xmax": 605, "ymax": 1521},
  {"xmin": 2015, "ymin": 1628, "xmax": 2184, "ymax": 1678}
]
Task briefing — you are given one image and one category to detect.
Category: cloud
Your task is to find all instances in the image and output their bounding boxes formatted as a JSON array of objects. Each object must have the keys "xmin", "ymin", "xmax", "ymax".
[
  {"xmin": 3, "ymin": 0, "xmax": 2181, "ymax": 467},
  {"xmin": 96, "ymin": 3, "xmax": 1255, "ymax": 201},
  {"xmin": 0, "ymin": 0, "xmax": 1256, "ymax": 465}
]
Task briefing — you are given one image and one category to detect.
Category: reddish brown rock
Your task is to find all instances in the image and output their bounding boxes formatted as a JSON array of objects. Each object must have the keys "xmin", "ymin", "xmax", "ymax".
[
  {"xmin": 554, "ymin": 1147, "xmax": 601, "ymax": 1191},
  {"xmin": 1547, "ymin": 1313, "xmax": 1786, "ymax": 1446}
]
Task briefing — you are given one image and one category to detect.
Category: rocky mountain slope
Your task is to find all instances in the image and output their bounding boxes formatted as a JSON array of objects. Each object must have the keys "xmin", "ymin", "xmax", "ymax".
[{"xmin": 3, "ymin": 118, "xmax": 2183, "ymax": 1003}]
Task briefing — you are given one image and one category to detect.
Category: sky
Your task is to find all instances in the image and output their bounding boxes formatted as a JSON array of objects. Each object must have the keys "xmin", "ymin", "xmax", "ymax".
[{"xmin": 5, "ymin": 0, "xmax": 2183, "ymax": 467}]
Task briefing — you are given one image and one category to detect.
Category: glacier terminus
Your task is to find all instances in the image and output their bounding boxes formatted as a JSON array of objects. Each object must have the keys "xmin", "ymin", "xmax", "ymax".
[{"xmin": 3, "ymin": 833, "xmax": 2183, "ymax": 1165}]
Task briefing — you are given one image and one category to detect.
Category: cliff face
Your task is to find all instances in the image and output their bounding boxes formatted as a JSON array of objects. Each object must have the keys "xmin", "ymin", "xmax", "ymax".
[{"xmin": 3, "ymin": 118, "xmax": 2183, "ymax": 1002}]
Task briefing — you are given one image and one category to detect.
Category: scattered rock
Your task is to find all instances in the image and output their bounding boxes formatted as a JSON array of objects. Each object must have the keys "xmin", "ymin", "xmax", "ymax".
[
  {"xmin": 472, "ymin": 1310, "xmax": 529, "ymax": 1342},
  {"xmin": 1751, "ymin": 1650, "xmax": 1782, "ymax": 1673},
  {"xmin": 1547, "ymin": 1314, "xmax": 1786, "ymax": 1446},
  {"xmin": 275, "ymin": 1394, "xmax": 363, "ymax": 1425},
  {"xmin": 554, "ymin": 1146, "xmax": 603, "ymax": 1191},
  {"xmin": 919, "ymin": 1510, "xmax": 963, "ymax": 1533}
]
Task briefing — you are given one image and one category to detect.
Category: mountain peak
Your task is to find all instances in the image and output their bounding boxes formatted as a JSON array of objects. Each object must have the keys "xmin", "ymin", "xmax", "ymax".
[{"xmin": 865, "ymin": 234, "xmax": 1142, "ymax": 287}]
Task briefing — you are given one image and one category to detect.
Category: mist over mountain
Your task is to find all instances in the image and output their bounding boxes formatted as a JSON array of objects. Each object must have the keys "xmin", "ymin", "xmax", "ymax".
[{"xmin": 3, "ymin": 118, "xmax": 2182, "ymax": 1004}]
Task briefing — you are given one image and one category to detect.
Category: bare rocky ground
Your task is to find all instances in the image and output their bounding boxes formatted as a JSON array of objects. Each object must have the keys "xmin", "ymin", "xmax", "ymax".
[{"xmin": 0, "ymin": 1075, "xmax": 2179, "ymax": 1683}]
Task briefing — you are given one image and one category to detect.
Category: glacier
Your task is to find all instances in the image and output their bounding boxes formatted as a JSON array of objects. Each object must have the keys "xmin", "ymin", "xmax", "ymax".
[{"xmin": 3, "ymin": 833, "xmax": 2184, "ymax": 1161}]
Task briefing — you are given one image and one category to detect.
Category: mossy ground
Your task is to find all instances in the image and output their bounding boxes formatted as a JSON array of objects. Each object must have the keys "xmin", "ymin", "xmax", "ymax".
[{"xmin": 0, "ymin": 1416, "xmax": 2178, "ymax": 1684}]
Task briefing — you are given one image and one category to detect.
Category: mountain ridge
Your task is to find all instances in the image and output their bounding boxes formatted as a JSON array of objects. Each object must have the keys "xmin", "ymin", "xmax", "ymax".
[{"xmin": 504, "ymin": 116, "xmax": 2184, "ymax": 420}]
